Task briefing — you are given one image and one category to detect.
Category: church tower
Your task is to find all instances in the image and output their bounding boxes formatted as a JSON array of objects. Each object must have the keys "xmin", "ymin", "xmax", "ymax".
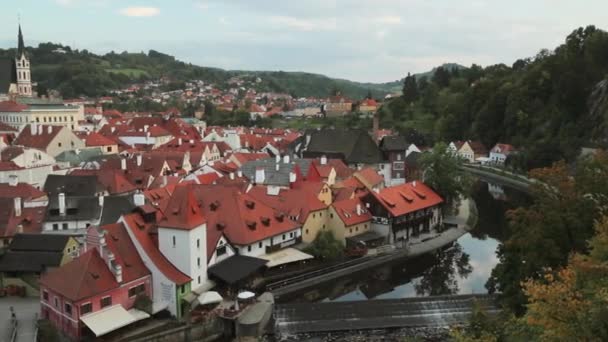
[{"xmin": 14, "ymin": 24, "xmax": 32, "ymax": 97}]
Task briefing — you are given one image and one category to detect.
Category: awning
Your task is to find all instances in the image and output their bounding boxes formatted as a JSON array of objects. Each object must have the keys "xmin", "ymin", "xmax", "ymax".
[
  {"xmin": 259, "ymin": 248, "xmax": 314, "ymax": 268},
  {"xmin": 208, "ymin": 255, "xmax": 267, "ymax": 284},
  {"xmin": 237, "ymin": 291, "xmax": 255, "ymax": 300},
  {"xmin": 197, "ymin": 291, "xmax": 223, "ymax": 306},
  {"xmin": 80, "ymin": 305, "xmax": 150, "ymax": 337}
]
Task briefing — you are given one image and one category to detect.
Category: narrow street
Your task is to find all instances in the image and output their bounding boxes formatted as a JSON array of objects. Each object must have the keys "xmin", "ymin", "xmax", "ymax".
[{"xmin": 0, "ymin": 297, "xmax": 39, "ymax": 342}]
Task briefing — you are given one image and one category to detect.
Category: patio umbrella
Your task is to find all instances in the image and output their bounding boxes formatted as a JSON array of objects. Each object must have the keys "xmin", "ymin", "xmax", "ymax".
[
  {"xmin": 197, "ymin": 291, "xmax": 223, "ymax": 306},
  {"xmin": 237, "ymin": 291, "xmax": 255, "ymax": 300}
]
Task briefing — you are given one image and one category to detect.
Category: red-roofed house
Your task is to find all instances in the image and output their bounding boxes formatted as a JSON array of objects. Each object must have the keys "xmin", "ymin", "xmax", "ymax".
[
  {"xmin": 358, "ymin": 98, "xmax": 378, "ymax": 114},
  {"xmin": 353, "ymin": 167, "xmax": 385, "ymax": 192},
  {"xmin": 120, "ymin": 212, "xmax": 191, "ymax": 318},
  {"xmin": 85, "ymin": 132, "xmax": 118, "ymax": 154},
  {"xmin": 14, "ymin": 124, "xmax": 84, "ymax": 157},
  {"xmin": 327, "ymin": 197, "xmax": 373, "ymax": 244},
  {"xmin": 489, "ymin": 143, "xmax": 517, "ymax": 164},
  {"xmin": 40, "ymin": 224, "xmax": 152, "ymax": 340},
  {"xmin": 364, "ymin": 181, "xmax": 443, "ymax": 244}
]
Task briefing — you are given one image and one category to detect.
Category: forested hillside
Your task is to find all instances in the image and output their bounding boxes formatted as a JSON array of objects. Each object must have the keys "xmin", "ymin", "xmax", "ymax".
[
  {"xmin": 380, "ymin": 25, "xmax": 608, "ymax": 169},
  {"xmin": 0, "ymin": 43, "xmax": 389, "ymax": 99}
]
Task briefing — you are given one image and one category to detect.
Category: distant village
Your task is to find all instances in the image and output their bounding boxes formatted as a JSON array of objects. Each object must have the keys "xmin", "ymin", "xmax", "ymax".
[{"xmin": 0, "ymin": 26, "xmax": 518, "ymax": 341}]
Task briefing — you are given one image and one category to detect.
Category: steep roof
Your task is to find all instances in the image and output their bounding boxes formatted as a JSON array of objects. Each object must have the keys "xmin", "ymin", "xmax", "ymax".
[
  {"xmin": 40, "ymin": 249, "xmax": 119, "ymax": 301},
  {"xmin": 380, "ymin": 136, "xmax": 408, "ymax": 151},
  {"xmin": 190, "ymin": 185, "xmax": 301, "ymax": 247},
  {"xmin": 370, "ymin": 181, "xmax": 443, "ymax": 218},
  {"xmin": 0, "ymin": 101, "xmax": 27, "ymax": 112},
  {"xmin": 304, "ymin": 129, "xmax": 383, "ymax": 164},
  {"xmin": 240, "ymin": 158, "xmax": 312, "ymax": 186},
  {"xmin": 248, "ymin": 185, "xmax": 327, "ymax": 225},
  {"xmin": 44, "ymin": 175, "xmax": 102, "ymax": 196},
  {"xmin": 0, "ymin": 251, "xmax": 63, "ymax": 273},
  {"xmin": 0, "ymin": 198, "xmax": 45, "ymax": 239},
  {"xmin": 121, "ymin": 213, "xmax": 191, "ymax": 285},
  {"xmin": 332, "ymin": 198, "xmax": 372, "ymax": 226},
  {"xmin": 99, "ymin": 195, "xmax": 136, "ymax": 226},
  {"xmin": 13, "ymin": 125, "xmax": 63, "ymax": 150},
  {"xmin": 102, "ymin": 223, "xmax": 151, "ymax": 283},
  {"xmin": 158, "ymin": 185, "xmax": 205, "ymax": 230},
  {"xmin": 0, "ymin": 182, "xmax": 46, "ymax": 201},
  {"xmin": 0, "ymin": 59, "xmax": 17, "ymax": 94},
  {"xmin": 85, "ymin": 132, "xmax": 117, "ymax": 147}
]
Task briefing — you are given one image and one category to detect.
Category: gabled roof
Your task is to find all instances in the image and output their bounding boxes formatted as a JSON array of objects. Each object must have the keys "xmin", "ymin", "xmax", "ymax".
[
  {"xmin": 467, "ymin": 141, "xmax": 488, "ymax": 155},
  {"xmin": 370, "ymin": 181, "xmax": 443, "ymax": 218},
  {"xmin": 248, "ymin": 185, "xmax": 327, "ymax": 225},
  {"xmin": 354, "ymin": 167, "xmax": 384, "ymax": 188},
  {"xmin": 40, "ymin": 249, "xmax": 119, "ymax": 301},
  {"xmin": 0, "ymin": 182, "xmax": 46, "ymax": 201},
  {"xmin": 0, "ymin": 251, "xmax": 63, "ymax": 273},
  {"xmin": 331, "ymin": 198, "xmax": 372, "ymax": 226},
  {"xmin": 304, "ymin": 129, "xmax": 383, "ymax": 164},
  {"xmin": 491, "ymin": 143, "xmax": 516, "ymax": 154},
  {"xmin": 380, "ymin": 136, "xmax": 408, "ymax": 151},
  {"xmin": 158, "ymin": 185, "xmax": 205, "ymax": 230},
  {"xmin": 99, "ymin": 195, "xmax": 136, "ymax": 226},
  {"xmin": 0, "ymin": 121, "xmax": 18, "ymax": 132},
  {"xmin": 44, "ymin": 175, "xmax": 102, "ymax": 196},
  {"xmin": 1, "ymin": 146, "xmax": 25, "ymax": 161},
  {"xmin": 85, "ymin": 132, "xmax": 117, "ymax": 147},
  {"xmin": 0, "ymin": 199, "xmax": 45, "ymax": 239},
  {"xmin": 240, "ymin": 158, "xmax": 312, "ymax": 186},
  {"xmin": 101, "ymin": 223, "xmax": 151, "ymax": 283},
  {"xmin": 0, "ymin": 100, "xmax": 27, "ymax": 112},
  {"xmin": 190, "ymin": 185, "xmax": 301, "ymax": 246},
  {"xmin": 121, "ymin": 213, "xmax": 191, "ymax": 285},
  {"xmin": 13, "ymin": 125, "xmax": 64, "ymax": 150}
]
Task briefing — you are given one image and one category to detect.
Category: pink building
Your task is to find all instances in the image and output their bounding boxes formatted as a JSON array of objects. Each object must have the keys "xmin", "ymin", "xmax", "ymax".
[{"xmin": 40, "ymin": 223, "xmax": 152, "ymax": 340}]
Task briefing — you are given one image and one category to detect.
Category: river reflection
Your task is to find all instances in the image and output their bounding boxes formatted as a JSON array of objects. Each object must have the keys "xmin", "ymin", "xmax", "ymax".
[{"xmin": 285, "ymin": 181, "xmax": 530, "ymax": 303}]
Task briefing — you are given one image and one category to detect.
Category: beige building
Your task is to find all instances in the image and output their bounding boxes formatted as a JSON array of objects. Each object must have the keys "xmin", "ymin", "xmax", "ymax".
[
  {"xmin": 13, "ymin": 124, "xmax": 85, "ymax": 157},
  {"xmin": 0, "ymin": 100, "xmax": 84, "ymax": 131},
  {"xmin": 327, "ymin": 198, "xmax": 373, "ymax": 244}
]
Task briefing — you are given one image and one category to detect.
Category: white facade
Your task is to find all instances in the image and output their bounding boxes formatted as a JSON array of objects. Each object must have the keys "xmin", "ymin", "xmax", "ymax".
[
  {"xmin": 158, "ymin": 225, "xmax": 208, "ymax": 287},
  {"xmin": 208, "ymin": 235, "xmax": 235, "ymax": 266},
  {"xmin": 0, "ymin": 105, "xmax": 83, "ymax": 131},
  {"xmin": 15, "ymin": 54, "xmax": 32, "ymax": 97},
  {"xmin": 121, "ymin": 217, "xmax": 179, "ymax": 317},
  {"xmin": 236, "ymin": 228, "xmax": 302, "ymax": 258},
  {"xmin": 0, "ymin": 164, "xmax": 55, "ymax": 189},
  {"xmin": 3, "ymin": 147, "xmax": 55, "ymax": 168}
]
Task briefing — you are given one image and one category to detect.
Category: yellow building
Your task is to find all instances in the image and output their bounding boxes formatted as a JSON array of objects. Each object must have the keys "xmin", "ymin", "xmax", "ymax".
[{"xmin": 327, "ymin": 198, "xmax": 373, "ymax": 245}]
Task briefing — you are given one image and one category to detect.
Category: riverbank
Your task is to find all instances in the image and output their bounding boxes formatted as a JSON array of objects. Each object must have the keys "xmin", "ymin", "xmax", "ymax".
[
  {"xmin": 461, "ymin": 164, "xmax": 532, "ymax": 192},
  {"xmin": 271, "ymin": 198, "xmax": 476, "ymax": 300}
]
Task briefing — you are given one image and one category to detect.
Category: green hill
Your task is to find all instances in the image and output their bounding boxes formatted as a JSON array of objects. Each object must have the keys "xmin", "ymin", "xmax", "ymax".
[{"xmin": 0, "ymin": 43, "xmax": 393, "ymax": 99}]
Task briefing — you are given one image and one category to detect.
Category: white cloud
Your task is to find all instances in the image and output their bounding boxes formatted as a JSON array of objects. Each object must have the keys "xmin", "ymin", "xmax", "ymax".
[
  {"xmin": 269, "ymin": 15, "xmax": 336, "ymax": 32},
  {"xmin": 375, "ymin": 15, "xmax": 401, "ymax": 25},
  {"xmin": 119, "ymin": 7, "xmax": 160, "ymax": 17},
  {"xmin": 195, "ymin": 1, "xmax": 209, "ymax": 10}
]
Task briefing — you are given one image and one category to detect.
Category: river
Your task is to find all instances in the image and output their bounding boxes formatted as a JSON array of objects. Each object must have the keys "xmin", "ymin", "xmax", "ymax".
[{"xmin": 286, "ymin": 180, "xmax": 530, "ymax": 303}]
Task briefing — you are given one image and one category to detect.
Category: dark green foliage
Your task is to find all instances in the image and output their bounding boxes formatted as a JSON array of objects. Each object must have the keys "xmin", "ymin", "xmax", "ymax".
[
  {"xmin": 419, "ymin": 143, "xmax": 472, "ymax": 207},
  {"xmin": 378, "ymin": 26, "xmax": 608, "ymax": 170},
  {"xmin": 402, "ymin": 72, "xmax": 419, "ymax": 104},
  {"xmin": 304, "ymin": 230, "xmax": 344, "ymax": 261}
]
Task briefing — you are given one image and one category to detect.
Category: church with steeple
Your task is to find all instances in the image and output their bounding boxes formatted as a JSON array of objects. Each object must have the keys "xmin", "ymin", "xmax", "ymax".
[{"xmin": 0, "ymin": 24, "xmax": 33, "ymax": 100}]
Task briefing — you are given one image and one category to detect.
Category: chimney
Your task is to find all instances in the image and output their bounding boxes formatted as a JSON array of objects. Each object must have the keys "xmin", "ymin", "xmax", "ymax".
[
  {"xmin": 255, "ymin": 167, "xmax": 265, "ymax": 184},
  {"xmin": 37, "ymin": 125, "xmax": 42, "ymax": 135},
  {"xmin": 356, "ymin": 203, "xmax": 362, "ymax": 216},
  {"xmin": 275, "ymin": 155, "xmax": 281, "ymax": 163},
  {"xmin": 47, "ymin": 126, "xmax": 53, "ymax": 134},
  {"xmin": 289, "ymin": 172, "xmax": 297, "ymax": 184},
  {"xmin": 237, "ymin": 170, "xmax": 243, "ymax": 178},
  {"xmin": 413, "ymin": 181, "xmax": 417, "ymax": 187},
  {"xmin": 121, "ymin": 158, "xmax": 127, "ymax": 170},
  {"xmin": 134, "ymin": 191, "xmax": 145, "ymax": 206},
  {"xmin": 113, "ymin": 263, "xmax": 123, "ymax": 283},
  {"xmin": 30, "ymin": 124, "xmax": 37, "ymax": 136},
  {"xmin": 162, "ymin": 176, "xmax": 167, "ymax": 187},
  {"xmin": 14, "ymin": 197, "xmax": 22, "ymax": 217},
  {"xmin": 58, "ymin": 193, "xmax": 66, "ymax": 216},
  {"xmin": 144, "ymin": 125, "xmax": 149, "ymax": 132},
  {"xmin": 230, "ymin": 172, "xmax": 235, "ymax": 180},
  {"xmin": 136, "ymin": 154, "xmax": 143, "ymax": 166},
  {"xmin": 8, "ymin": 175, "xmax": 18, "ymax": 187},
  {"xmin": 283, "ymin": 155, "xmax": 290, "ymax": 164},
  {"xmin": 275, "ymin": 163, "xmax": 280, "ymax": 171},
  {"xmin": 111, "ymin": 126, "xmax": 116, "ymax": 134},
  {"xmin": 178, "ymin": 138, "xmax": 183, "ymax": 146},
  {"xmin": 320, "ymin": 155, "xmax": 327, "ymax": 165},
  {"xmin": 98, "ymin": 194, "xmax": 104, "ymax": 207},
  {"xmin": 75, "ymin": 149, "xmax": 80, "ymax": 155}
]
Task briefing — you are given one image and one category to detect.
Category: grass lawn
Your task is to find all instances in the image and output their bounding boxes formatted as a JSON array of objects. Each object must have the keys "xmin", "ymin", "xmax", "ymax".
[{"xmin": 106, "ymin": 68, "xmax": 149, "ymax": 78}]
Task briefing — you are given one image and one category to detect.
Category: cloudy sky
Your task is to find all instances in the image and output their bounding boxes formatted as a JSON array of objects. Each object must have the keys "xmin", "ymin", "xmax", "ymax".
[{"xmin": 1, "ymin": 0, "xmax": 607, "ymax": 82}]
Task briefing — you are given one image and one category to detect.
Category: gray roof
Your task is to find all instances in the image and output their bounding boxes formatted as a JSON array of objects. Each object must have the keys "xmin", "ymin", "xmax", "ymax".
[
  {"xmin": 0, "ymin": 59, "xmax": 16, "ymax": 94},
  {"xmin": 99, "ymin": 195, "xmax": 136, "ymax": 225},
  {"xmin": 46, "ymin": 195, "xmax": 102, "ymax": 222},
  {"xmin": 8, "ymin": 234, "xmax": 71, "ymax": 252},
  {"xmin": 380, "ymin": 136, "xmax": 408, "ymax": 151},
  {"xmin": 44, "ymin": 175, "xmax": 103, "ymax": 196},
  {"xmin": 55, "ymin": 148, "xmax": 105, "ymax": 167},
  {"xmin": 0, "ymin": 251, "xmax": 63, "ymax": 272},
  {"xmin": 303, "ymin": 129, "xmax": 383, "ymax": 164},
  {"xmin": 240, "ymin": 158, "xmax": 312, "ymax": 186}
]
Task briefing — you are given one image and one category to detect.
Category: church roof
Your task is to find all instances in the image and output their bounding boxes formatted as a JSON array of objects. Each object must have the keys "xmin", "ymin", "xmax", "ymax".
[{"xmin": 17, "ymin": 25, "xmax": 26, "ymax": 57}]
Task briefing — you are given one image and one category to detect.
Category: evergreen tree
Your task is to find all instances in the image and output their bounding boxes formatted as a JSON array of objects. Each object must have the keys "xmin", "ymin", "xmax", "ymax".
[
  {"xmin": 402, "ymin": 72, "xmax": 419, "ymax": 104},
  {"xmin": 432, "ymin": 66, "xmax": 451, "ymax": 88}
]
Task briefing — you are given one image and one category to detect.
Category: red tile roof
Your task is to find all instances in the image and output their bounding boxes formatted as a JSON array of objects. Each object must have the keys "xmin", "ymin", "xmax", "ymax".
[
  {"xmin": 355, "ymin": 167, "xmax": 384, "ymax": 188},
  {"xmin": 492, "ymin": 143, "xmax": 516, "ymax": 154},
  {"xmin": 13, "ymin": 125, "xmax": 64, "ymax": 150},
  {"xmin": 190, "ymin": 185, "xmax": 301, "ymax": 246},
  {"xmin": 0, "ymin": 199, "xmax": 45, "ymax": 239},
  {"xmin": 0, "ymin": 146, "xmax": 24, "ymax": 161},
  {"xmin": 196, "ymin": 173, "xmax": 220, "ymax": 185},
  {"xmin": 158, "ymin": 185, "xmax": 206, "ymax": 230},
  {"xmin": 332, "ymin": 198, "xmax": 372, "ymax": 226},
  {"xmin": 0, "ymin": 121, "xmax": 18, "ymax": 132},
  {"xmin": 101, "ymin": 223, "xmax": 151, "ymax": 283},
  {"xmin": 40, "ymin": 249, "xmax": 118, "ymax": 302},
  {"xmin": 121, "ymin": 213, "xmax": 191, "ymax": 285},
  {"xmin": 85, "ymin": 132, "xmax": 117, "ymax": 147},
  {"xmin": 0, "ymin": 101, "xmax": 28, "ymax": 112},
  {"xmin": 370, "ymin": 181, "xmax": 443, "ymax": 218},
  {"xmin": 0, "ymin": 183, "xmax": 46, "ymax": 200},
  {"xmin": 248, "ymin": 185, "xmax": 327, "ymax": 225}
]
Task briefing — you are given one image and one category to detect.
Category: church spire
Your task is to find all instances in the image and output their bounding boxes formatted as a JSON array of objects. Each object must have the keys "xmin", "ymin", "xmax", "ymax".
[{"xmin": 17, "ymin": 23, "xmax": 25, "ymax": 57}]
